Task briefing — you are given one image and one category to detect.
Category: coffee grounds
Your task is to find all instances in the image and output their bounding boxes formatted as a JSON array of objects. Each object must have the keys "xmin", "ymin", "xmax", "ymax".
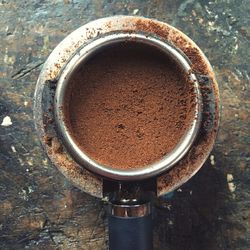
[{"xmin": 63, "ymin": 42, "xmax": 195, "ymax": 170}]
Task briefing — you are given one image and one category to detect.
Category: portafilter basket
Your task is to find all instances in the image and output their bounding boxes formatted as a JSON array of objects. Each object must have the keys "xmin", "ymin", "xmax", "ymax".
[{"xmin": 54, "ymin": 33, "xmax": 202, "ymax": 181}]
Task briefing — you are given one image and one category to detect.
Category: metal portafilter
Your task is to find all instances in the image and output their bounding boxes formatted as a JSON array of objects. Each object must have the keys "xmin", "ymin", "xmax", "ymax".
[{"xmin": 34, "ymin": 16, "xmax": 220, "ymax": 250}]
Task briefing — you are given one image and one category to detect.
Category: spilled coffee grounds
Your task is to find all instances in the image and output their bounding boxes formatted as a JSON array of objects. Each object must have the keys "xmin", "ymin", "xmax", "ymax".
[{"xmin": 64, "ymin": 42, "xmax": 195, "ymax": 170}]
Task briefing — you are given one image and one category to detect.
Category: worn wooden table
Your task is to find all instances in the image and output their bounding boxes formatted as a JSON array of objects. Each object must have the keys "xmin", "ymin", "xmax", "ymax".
[{"xmin": 0, "ymin": 1, "xmax": 249, "ymax": 249}]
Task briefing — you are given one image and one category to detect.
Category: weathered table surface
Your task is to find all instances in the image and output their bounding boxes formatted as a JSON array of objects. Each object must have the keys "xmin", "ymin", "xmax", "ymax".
[{"xmin": 0, "ymin": 1, "xmax": 249, "ymax": 249}]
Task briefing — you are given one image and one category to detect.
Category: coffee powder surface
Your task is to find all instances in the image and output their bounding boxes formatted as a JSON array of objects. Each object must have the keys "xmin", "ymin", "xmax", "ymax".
[{"xmin": 64, "ymin": 42, "xmax": 195, "ymax": 170}]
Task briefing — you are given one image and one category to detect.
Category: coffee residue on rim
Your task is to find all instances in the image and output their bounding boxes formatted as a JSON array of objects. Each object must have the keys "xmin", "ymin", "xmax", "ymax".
[{"xmin": 63, "ymin": 42, "xmax": 196, "ymax": 170}]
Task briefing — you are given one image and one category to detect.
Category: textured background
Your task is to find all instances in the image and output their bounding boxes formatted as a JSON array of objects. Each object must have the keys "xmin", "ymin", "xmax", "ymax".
[{"xmin": 0, "ymin": 1, "xmax": 249, "ymax": 249}]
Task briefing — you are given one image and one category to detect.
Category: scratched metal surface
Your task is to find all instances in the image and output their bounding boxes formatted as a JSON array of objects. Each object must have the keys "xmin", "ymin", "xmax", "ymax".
[{"xmin": 0, "ymin": 1, "xmax": 249, "ymax": 249}]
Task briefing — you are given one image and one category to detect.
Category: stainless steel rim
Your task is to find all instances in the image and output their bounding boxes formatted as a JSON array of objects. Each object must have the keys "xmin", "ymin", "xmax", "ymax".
[
  {"xmin": 108, "ymin": 201, "xmax": 151, "ymax": 218},
  {"xmin": 55, "ymin": 33, "xmax": 202, "ymax": 181}
]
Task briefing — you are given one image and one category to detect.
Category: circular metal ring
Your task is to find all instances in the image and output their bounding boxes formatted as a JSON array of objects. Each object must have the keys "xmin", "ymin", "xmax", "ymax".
[
  {"xmin": 108, "ymin": 201, "xmax": 151, "ymax": 218},
  {"xmin": 54, "ymin": 33, "xmax": 202, "ymax": 181}
]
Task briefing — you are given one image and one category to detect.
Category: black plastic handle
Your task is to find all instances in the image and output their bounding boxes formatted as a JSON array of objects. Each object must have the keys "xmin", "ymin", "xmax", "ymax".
[{"xmin": 108, "ymin": 214, "xmax": 153, "ymax": 250}]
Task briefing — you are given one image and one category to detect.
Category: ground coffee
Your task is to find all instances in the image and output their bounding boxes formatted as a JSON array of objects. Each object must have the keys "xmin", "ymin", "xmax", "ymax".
[{"xmin": 64, "ymin": 42, "xmax": 195, "ymax": 170}]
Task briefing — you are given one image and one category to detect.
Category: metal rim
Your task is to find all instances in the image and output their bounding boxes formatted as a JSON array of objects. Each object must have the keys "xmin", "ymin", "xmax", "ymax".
[
  {"xmin": 54, "ymin": 33, "xmax": 202, "ymax": 181},
  {"xmin": 108, "ymin": 201, "xmax": 151, "ymax": 218}
]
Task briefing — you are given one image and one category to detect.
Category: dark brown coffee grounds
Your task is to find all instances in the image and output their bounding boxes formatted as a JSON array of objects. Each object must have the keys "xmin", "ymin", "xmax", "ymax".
[{"xmin": 63, "ymin": 42, "xmax": 195, "ymax": 170}]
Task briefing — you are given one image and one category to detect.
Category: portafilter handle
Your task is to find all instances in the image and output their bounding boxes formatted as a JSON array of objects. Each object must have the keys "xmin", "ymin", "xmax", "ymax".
[{"xmin": 108, "ymin": 200, "xmax": 153, "ymax": 250}]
